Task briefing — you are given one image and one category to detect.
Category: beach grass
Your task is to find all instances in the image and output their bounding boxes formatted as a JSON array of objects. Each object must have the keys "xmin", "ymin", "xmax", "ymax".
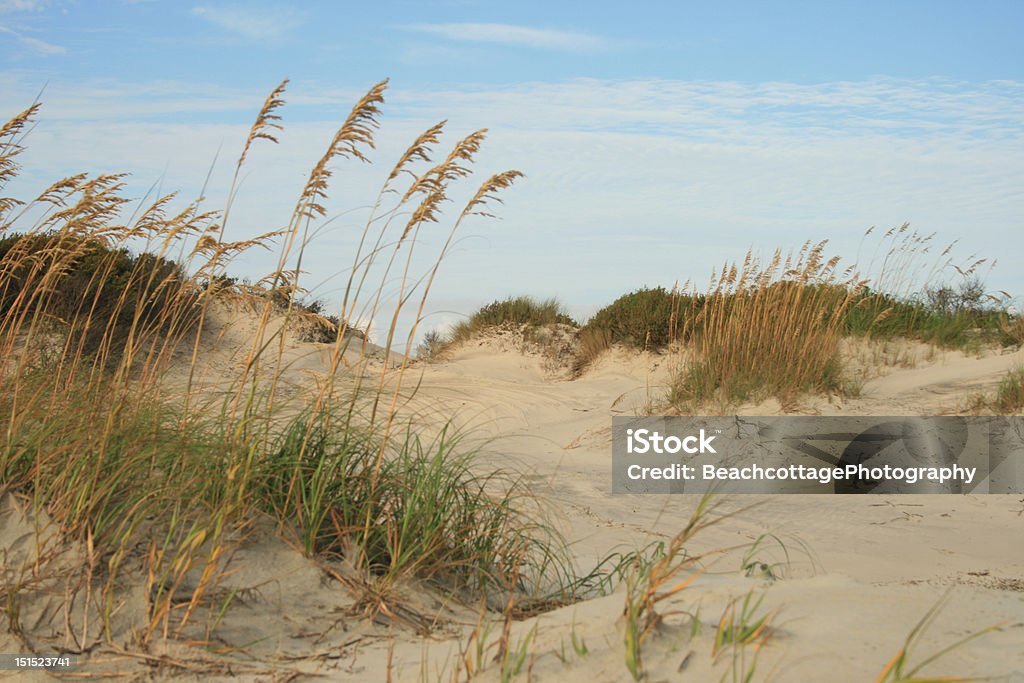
[
  {"xmin": 993, "ymin": 367, "xmax": 1024, "ymax": 414},
  {"xmin": 667, "ymin": 241, "xmax": 862, "ymax": 409},
  {"xmin": 0, "ymin": 82, "xmax": 592, "ymax": 656},
  {"xmin": 1, "ymin": 82, "xmax": 1016, "ymax": 680}
]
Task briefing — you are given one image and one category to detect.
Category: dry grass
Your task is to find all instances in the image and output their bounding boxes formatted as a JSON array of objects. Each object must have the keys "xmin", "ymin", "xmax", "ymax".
[
  {"xmin": 967, "ymin": 366, "xmax": 1024, "ymax": 415},
  {"xmin": 0, "ymin": 82, "xmax": 593, "ymax": 667},
  {"xmin": 663, "ymin": 225, "xmax": 1016, "ymax": 411},
  {"xmin": 994, "ymin": 367, "xmax": 1024, "ymax": 415},
  {"xmin": 670, "ymin": 241, "xmax": 863, "ymax": 409}
]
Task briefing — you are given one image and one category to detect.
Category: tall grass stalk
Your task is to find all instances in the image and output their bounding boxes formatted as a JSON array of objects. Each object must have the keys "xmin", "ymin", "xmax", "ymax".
[
  {"xmin": 621, "ymin": 494, "xmax": 749, "ymax": 680},
  {"xmin": 0, "ymin": 80, "xmax": 573, "ymax": 656},
  {"xmin": 672, "ymin": 241, "xmax": 863, "ymax": 408}
]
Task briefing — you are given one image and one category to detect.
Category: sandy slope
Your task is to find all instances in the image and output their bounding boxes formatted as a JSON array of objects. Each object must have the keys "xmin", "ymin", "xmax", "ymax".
[
  {"xmin": 366, "ymin": 336, "xmax": 1024, "ymax": 683},
  {"xmin": 5, "ymin": 315, "xmax": 1023, "ymax": 682}
]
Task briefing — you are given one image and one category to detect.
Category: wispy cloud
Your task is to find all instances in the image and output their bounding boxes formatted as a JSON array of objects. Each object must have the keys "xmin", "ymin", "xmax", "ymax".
[
  {"xmin": 392, "ymin": 77, "xmax": 1024, "ymax": 144},
  {"xmin": 0, "ymin": 25, "xmax": 64, "ymax": 54},
  {"xmin": 400, "ymin": 22, "xmax": 613, "ymax": 52},
  {"xmin": 2, "ymin": 74, "xmax": 1021, "ymax": 327},
  {"xmin": 191, "ymin": 5, "xmax": 302, "ymax": 41},
  {"xmin": 0, "ymin": 0, "xmax": 47, "ymax": 12}
]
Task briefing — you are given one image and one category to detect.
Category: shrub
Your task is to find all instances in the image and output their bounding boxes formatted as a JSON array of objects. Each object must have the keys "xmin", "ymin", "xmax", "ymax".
[
  {"xmin": 583, "ymin": 287, "xmax": 700, "ymax": 351},
  {"xmin": 448, "ymin": 295, "xmax": 577, "ymax": 344},
  {"xmin": 843, "ymin": 285, "xmax": 1010, "ymax": 350},
  {"xmin": 416, "ymin": 329, "xmax": 445, "ymax": 359},
  {"xmin": 0, "ymin": 231, "xmax": 199, "ymax": 365}
]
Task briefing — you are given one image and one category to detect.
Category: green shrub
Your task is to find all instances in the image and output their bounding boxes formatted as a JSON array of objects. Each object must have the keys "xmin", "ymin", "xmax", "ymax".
[
  {"xmin": 843, "ymin": 286, "xmax": 1010, "ymax": 350},
  {"xmin": 582, "ymin": 287, "xmax": 699, "ymax": 351},
  {"xmin": 0, "ymin": 231, "xmax": 199, "ymax": 363},
  {"xmin": 449, "ymin": 295, "xmax": 577, "ymax": 344}
]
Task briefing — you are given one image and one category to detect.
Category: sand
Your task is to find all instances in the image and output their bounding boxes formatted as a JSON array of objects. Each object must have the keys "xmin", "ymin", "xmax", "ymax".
[{"xmin": 4, "ymin": 310, "xmax": 1023, "ymax": 682}]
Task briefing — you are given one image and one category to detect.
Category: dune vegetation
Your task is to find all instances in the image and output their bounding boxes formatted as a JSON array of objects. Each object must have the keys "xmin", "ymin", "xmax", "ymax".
[
  {"xmin": 436, "ymin": 227, "xmax": 1018, "ymax": 409},
  {"xmin": 0, "ymin": 83, "xmax": 639, "ymax": 670},
  {"xmin": 1, "ymin": 82, "xmax": 1019, "ymax": 681}
]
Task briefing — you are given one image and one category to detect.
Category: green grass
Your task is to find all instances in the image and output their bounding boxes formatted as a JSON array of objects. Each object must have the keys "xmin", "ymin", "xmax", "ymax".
[
  {"xmin": 256, "ymin": 413, "xmax": 574, "ymax": 598},
  {"xmin": 993, "ymin": 367, "xmax": 1024, "ymax": 415},
  {"xmin": 843, "ymin": 287, "xmax": 1013, "ymax": 351},
  {"xmin": 621, "ymin": 494, "xmax": 732, "ymax": 681},
  {"xmin": 875, "ymin": 591, "xmax": 1003, "ymax": 683}
]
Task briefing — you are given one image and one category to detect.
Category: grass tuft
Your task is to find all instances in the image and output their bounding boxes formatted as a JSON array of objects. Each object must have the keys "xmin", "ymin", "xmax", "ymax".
[
  {"xmin": 875, "ymin": 590, "xmax": 1003, "ymax": 683},
  {"xmin": 670, "ymin": 242, "xmax": 861, "ymax": 409},
  {"xmin": 993, "ymin": 367, "xmax": 1024, "ymax": 415}
]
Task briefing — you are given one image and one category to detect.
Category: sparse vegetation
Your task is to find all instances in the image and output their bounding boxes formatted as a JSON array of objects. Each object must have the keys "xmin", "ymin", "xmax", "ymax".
[
  {"xmin": 875, "ymin": 591, "xmax": 1003, "ymax": 683},
  {"xmin": 416, "ymin": 328, "xmax": 446, "ymax": 359},
  {"xmin": 993, "ymin": 367, "xmax": 1024, "ymax": 415},
  {"xmin": 621, "ymin": 494, "xmax": 734, "ymax": 681},
  {"xmin": 712, "ymin": 590, "xmax": 775, "ymax": 660}
]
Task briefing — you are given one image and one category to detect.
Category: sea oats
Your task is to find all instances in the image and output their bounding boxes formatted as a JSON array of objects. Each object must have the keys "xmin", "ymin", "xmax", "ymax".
[{"xmin": 239, "ymin": 79, "xmax": 288, "ymax": 167}]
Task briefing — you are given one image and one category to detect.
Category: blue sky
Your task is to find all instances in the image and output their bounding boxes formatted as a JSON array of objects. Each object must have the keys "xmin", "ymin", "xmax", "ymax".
[{"xmin": 2, "ymin": 1, "xmax": 1022, "ymax": 346}]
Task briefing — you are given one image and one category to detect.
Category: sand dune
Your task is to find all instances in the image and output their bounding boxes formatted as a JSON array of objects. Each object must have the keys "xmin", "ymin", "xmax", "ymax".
[
  {"xmin": 6, "ymin": 315, "xmax": 1023, "ymax": 682},
  {"xmin": 232, "ymin": 330, "xmax": 1022, "ymax": 682}
]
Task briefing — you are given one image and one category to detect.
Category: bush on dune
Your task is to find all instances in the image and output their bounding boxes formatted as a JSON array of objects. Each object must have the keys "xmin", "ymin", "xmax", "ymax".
[
  {"xmin": 0, "ymin": 230, "xmax": 200, "ymax": 366},
  {"xmin": 573, "ymin": 287, "xmax": 701, "ymax": 373},
  {"xmin": 583, "ymin": 287, "xmax": 697, "ymax": 350},
  {"xmin": 447, "ymin": 295, "xmax": 577, "ymax": 345},
  {"xmin": 844, "ymin": 282, "xmax": 1013, "ymax": 351}
]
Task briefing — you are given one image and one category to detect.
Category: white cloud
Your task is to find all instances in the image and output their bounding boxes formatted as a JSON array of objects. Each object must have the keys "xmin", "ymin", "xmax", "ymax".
[
  {"xmin": 191, "ymin": 5, "xmax": 302, "ymax": 41},
  {"xmin": 0, "ymin": 0, "xmax": 46, "ymax": 12},
  {"xmin": 400, "ymin": 22, "xmax": 613, "ymax": 52},
  {"xmin": 0, "ymin": 25, "xmax": 65, "ymax": 54}
]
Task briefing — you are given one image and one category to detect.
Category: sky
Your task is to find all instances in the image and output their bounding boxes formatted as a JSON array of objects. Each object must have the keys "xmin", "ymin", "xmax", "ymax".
[{"xmin": 1, "ymin": 0, "xmax": 1022, "ymax": 348}]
